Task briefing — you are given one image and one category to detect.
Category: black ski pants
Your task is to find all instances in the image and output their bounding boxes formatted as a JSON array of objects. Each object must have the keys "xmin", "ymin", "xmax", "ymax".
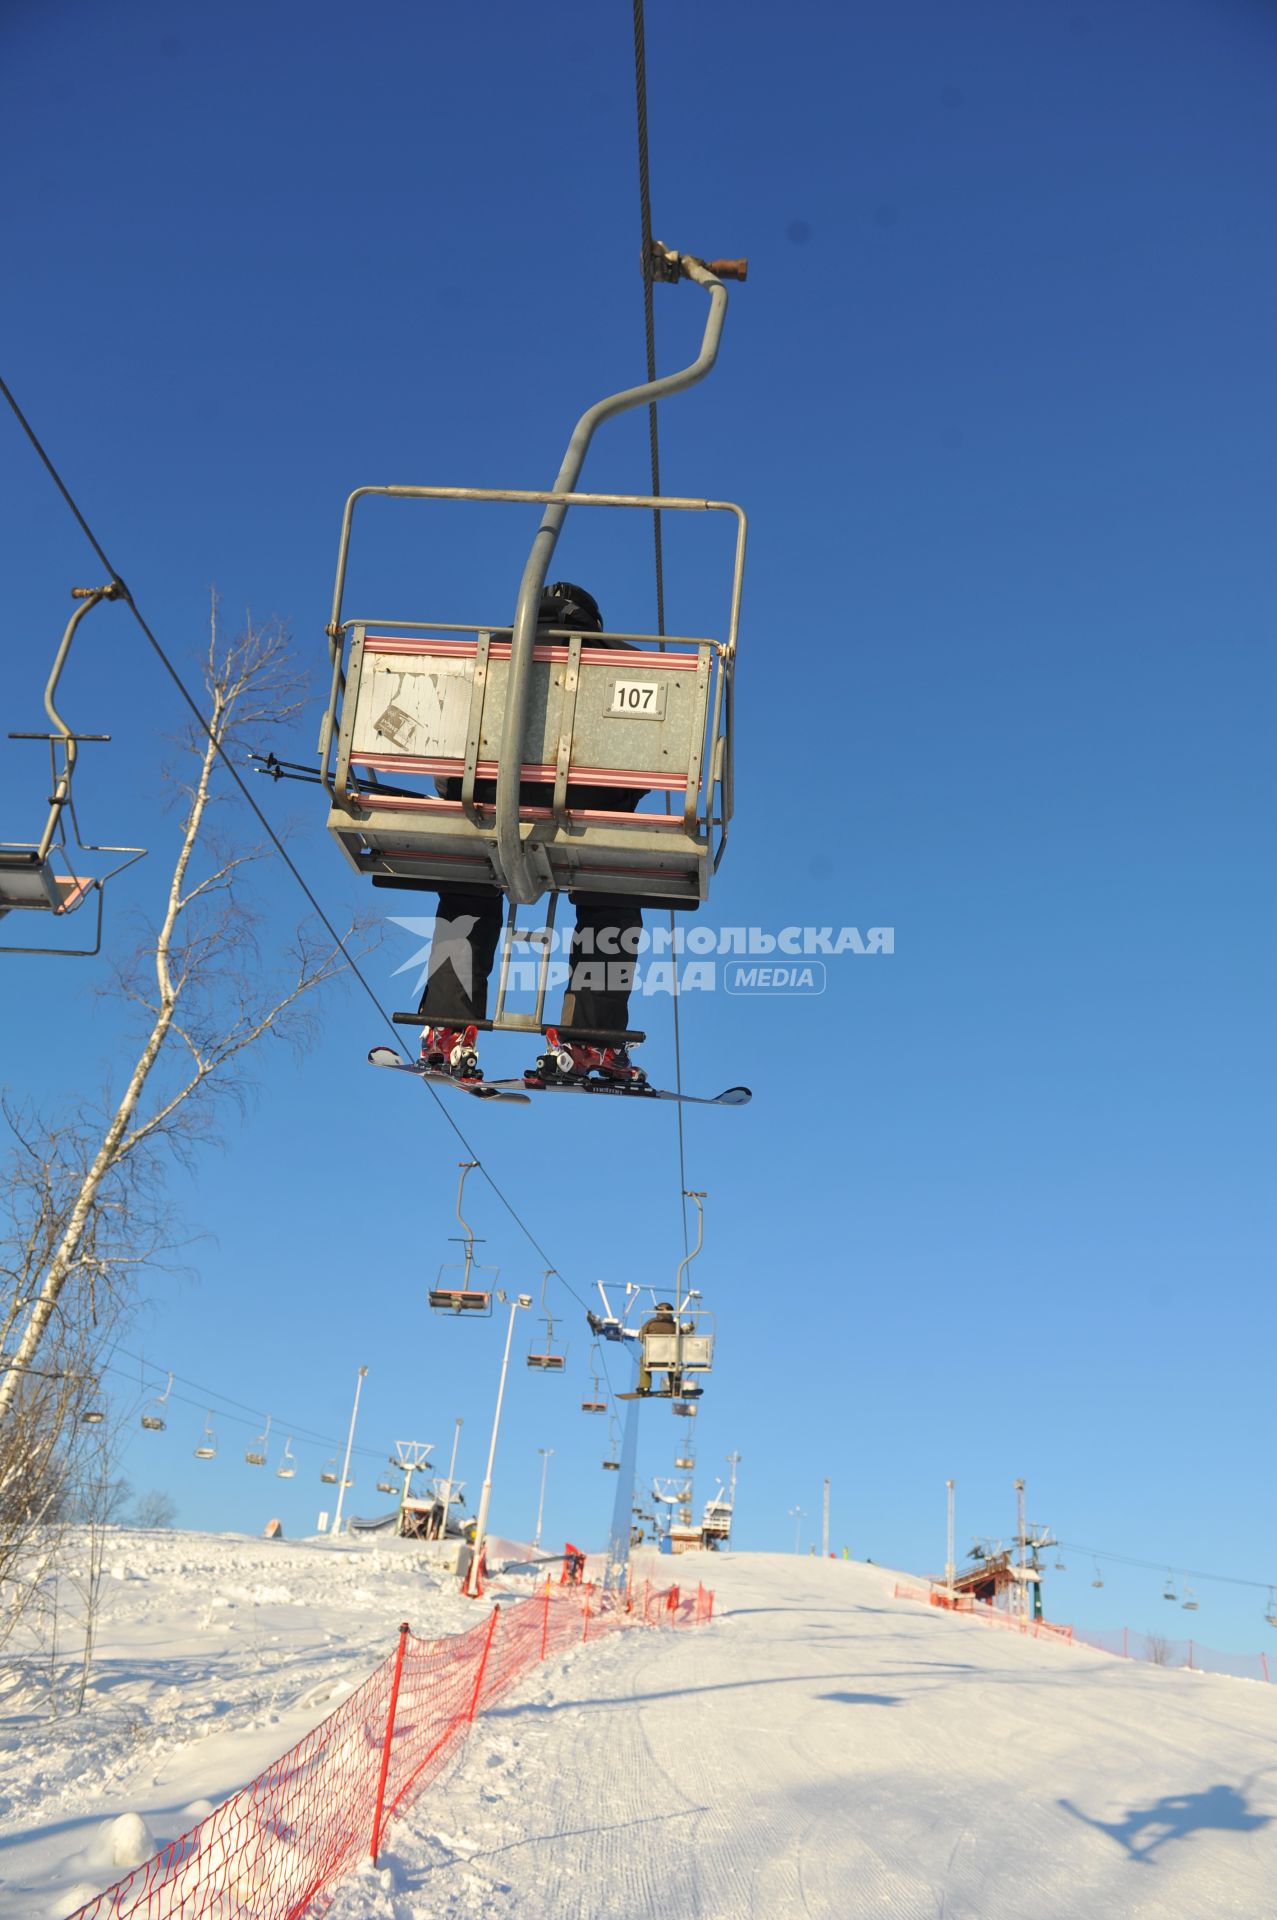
[{"xmin": 418, "ymin": 888, "xmax": 642, "ymax": 1037}]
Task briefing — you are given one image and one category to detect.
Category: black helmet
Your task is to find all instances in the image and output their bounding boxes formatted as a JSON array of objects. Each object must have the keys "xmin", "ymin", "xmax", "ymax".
[{"xmin": 539, "ymin": 581, "xmax": 603, "ymax": 631}]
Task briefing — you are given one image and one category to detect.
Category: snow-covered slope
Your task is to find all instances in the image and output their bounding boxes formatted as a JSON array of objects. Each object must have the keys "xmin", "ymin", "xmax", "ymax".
[
  {"xmin": 325, "ymin": 1551, "xmax": 1277, "ymax": 1920},
  {"xmin": 3, "ymin": 1537, "xmax": 1275, "ymax": 1918}
]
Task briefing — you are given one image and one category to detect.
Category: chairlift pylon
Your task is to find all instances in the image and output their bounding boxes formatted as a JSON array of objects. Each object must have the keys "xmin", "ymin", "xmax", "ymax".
[
  {"xmin": 1, "ymin": 584, "xmax": 146, "ymax": 957},
  {"xmin": 194, "ymin": 1411, "xmax": 217, "ymax": 1461},
  {"xmin": 318, "ymin": 249, "xmax": 747, "ymax": 940}
]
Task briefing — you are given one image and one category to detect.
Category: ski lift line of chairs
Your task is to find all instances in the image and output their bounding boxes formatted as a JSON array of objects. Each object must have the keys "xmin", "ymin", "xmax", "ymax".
[
  {"xmin": 140, "ymin": 1372, "xmax": 174, "ymax": 1432},
  {"xmin": 317, "ymin": 252, "xmax": 747, "ymax": 948},
  {"xmin": 1, "ymin": 583, "xmax": 146, "ymax": 957}
]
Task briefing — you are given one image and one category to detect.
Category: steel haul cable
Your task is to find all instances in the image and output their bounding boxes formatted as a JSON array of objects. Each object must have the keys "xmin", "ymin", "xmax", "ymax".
[
  {"xmin": 0, "ymin": 374, "xmax": 592, "ymax": 1324},
  {"xmin": 631, "ymin": 0, "xmax": 691, "ymax": 1260}
]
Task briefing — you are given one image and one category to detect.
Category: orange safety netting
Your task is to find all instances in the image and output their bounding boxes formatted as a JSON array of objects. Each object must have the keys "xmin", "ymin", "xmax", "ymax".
[{"xmin": 65, "ymin": 1575, "xmax": 712, "ymax": 1920}]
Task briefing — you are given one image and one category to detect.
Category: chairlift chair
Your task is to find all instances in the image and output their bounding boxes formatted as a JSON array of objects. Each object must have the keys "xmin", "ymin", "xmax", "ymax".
[
  {"xmin": 1181, "ymin": 1587, "xmax": 1199, "ymax": 1612},
  {"xmin": 674, "ymin": 1455, "xmax": 695, "ymax": 1471},
  {"xmin": 430, "ymin": 1162, "xmax": 496, "ymax": 1315},
  {"xmin": 315, "ymin": 247, "xmax": 748, "ymax": 1030},
  {"xmin": 276, "ymin": 1438, "xmax": 297, "ymax": 1479},
  {"xmin": 581, "ymin": 1348, "xmax": 607, "ymax": 1413},
  {"xmin": 194, "ymin": 1412, "xmax": 217, "ymax": 1461},
  {"xmin": 673, "ymin": 1399, "xmax": 697, "ymax": 1418},
  {"xmin": 1163, "ymin": 1572, "xmax": 1178, "ymax": 1603},
  {"xmin": 528, "ymin": 1278, "xmax": 567, "ymax": 1370},
  {"xmin": 81, "ymin": 1403, "xmax": 106, "ymax": 1426},
  {"xmin": 1, "ymin": 584, "xmax": 145, "ymax": 957},
  {"xmin": 245, "ymin": 1414, "xmax": 272, "ymax": 1468},
  {"xmin": 320, "ymin": 1458, "xmax": 339, "ymax": 1485},
  {"xmin": 526, "ymin": 1328, "xmax": 567, "ymax": 1373},
  {"xmin": 140, "ymin": 1371, "xmax": 173, "ymax": 1432},
  {"xmin": 1264, "ymin": 1589, "xmax": 1277, "ymax": 1629},
  {"xmin": 429, "ymin": 1284, "xmax": 494, "ymax": 1315},
  {"xmin": 376, "ymin": 1478, "xmax": 398, "ymax": 1495},
  {"xmin": 1091, "ymin": 1562, "xmax": 1104, "ymax": 1590}
]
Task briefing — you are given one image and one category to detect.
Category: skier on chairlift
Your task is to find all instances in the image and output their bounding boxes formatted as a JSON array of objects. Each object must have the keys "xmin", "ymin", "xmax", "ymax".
[
  {"xmin": 638, "ymin": 1300, "xmax": 678, "ymax": 1395},
  {"xmin": 417, "ymin": 582, "xmax": 647, "ymax": 1089}
]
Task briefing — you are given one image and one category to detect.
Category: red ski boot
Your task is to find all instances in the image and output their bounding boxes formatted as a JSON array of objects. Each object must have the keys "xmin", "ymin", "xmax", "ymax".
[
  {"xmin": 526, "ymin": 1029, "xmax": 645, "ymax": 1088},
  {"xmin": 419, "ymin": 1024, "xmax": 482, "ymax": 1080}
]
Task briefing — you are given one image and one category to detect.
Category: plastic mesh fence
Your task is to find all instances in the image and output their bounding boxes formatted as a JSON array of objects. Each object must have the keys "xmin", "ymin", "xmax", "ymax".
[
  {"xmin": 893, "ymin": 1582, "xmax": 1273, "ymax": 1683},
  {"xmin": 63, "ymin": 1575, "xmax": 708, "ymax": 1920}
]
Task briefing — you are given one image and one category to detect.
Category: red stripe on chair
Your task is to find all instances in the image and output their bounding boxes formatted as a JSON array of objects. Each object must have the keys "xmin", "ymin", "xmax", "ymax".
[
  {"xmin": 362, "ymin": 638, "xmax": 700, "ymax": 669},
  {"xmin": 355, "ymin": 795, "xmax": 693, "ymax": 829},
  {"xmin": 351, "ymin": 752, "xmax": 686, "ymax": 791}
]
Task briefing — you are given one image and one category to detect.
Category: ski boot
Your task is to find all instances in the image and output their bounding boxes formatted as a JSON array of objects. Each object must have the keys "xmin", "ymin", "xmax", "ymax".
[
  {"xmin": 526, "ymin": 1028, "xmax": 646, "ymax": 1089},
  {"xmin": 419, "ymin": 1023, "xmax": 482, "ymax": 1081}
]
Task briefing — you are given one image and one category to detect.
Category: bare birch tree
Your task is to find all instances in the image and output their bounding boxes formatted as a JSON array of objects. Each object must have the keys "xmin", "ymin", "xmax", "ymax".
[{"xmin": 0, "ymin": 601, "xmax": 355, "ymax": 1431}]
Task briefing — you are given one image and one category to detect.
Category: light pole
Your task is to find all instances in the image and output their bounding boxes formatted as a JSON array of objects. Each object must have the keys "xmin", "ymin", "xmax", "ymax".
[
  {"xmin": 464, "ymin": 1290, "xmax": 531, "ymax": 1597},
  {"xmin": 946, "ymin": 1478, "xmax": 956, "ymax": 1605},
  {"xmin": 330, "ymin": 1364, "xmax": 367, "ymax": 1538},
  {"xmin": 534, "ymin": 1446, "xmax": 553, "ymax": 1550},
  {"xmin": 788, "ymin": 1505, "xmax": 805, "ymax": 1554},
  {"xmin": 436, "ymin": 1416, "xmax": 463, "ymax": 1540},
  {"xmin": 1014, "ymin": 1476, "xmax": 1028, "ymax": 1627}
]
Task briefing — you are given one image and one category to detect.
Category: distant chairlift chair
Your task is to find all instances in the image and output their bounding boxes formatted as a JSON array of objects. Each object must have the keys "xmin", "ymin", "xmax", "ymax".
[{"xmin": 1, "ymin": 584, "xmax": 145, "ymax": 957}]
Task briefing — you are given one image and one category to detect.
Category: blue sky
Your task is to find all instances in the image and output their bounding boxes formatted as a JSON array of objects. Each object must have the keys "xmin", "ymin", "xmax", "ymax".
[{"xmin": 2, "ymin": 0, "xmax": 1274, "ymax": 1648}]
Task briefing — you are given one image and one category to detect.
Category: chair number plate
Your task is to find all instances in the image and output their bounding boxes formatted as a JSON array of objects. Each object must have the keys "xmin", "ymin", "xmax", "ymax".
[{"xmin": 608, "ymin": 678, "xmax": 666, "ymax": 721}]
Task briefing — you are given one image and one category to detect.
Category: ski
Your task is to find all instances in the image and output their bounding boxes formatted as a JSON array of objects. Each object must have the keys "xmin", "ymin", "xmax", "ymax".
[
  {"xmin": 514, "ymin": 1076, "xmax": 751, "ymax": 1107},
  {"xmin": 367, "ymin": 1046, "xmax": 531, "ymax": 1105}
]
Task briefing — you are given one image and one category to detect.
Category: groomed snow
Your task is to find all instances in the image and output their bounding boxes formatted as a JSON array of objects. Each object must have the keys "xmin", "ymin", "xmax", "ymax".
[{"xmin": 3, "ymin": 1535, "xmax": 1274, "ymax": 1918}]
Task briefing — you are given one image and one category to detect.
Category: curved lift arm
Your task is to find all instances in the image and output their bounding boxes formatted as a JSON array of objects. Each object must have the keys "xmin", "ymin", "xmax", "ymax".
[
  {"xmin": 34, "ymin": 585, "xmax": 119, "ymax": 861},
  {"xmin": 497, "ymin": 250, "xmax": 739, "ymax": 904},
  {"xmin": 674, "ymin": 1189, "xmax": 706, "ymax": 1312}
]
